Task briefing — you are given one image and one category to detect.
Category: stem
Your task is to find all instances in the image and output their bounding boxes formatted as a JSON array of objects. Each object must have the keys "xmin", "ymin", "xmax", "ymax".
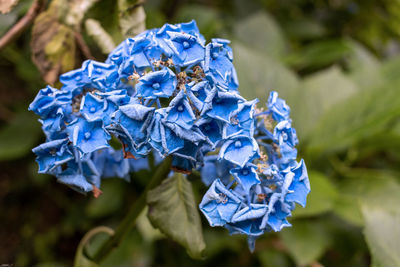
[
  {"xmin": 74, "ymin": 226, "xmax": 114, "ymax": 267},
  {"xmin": 91, "ymin": 156, "xmax": 172, "ymax": 263},
  {"xmin": 74, "ymin": 31, "xmax": 95, "ymax": 60}
]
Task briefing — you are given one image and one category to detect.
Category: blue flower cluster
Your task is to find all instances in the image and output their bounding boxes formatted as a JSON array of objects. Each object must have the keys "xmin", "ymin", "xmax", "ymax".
[
  {"xmin": 29, "ymin": 21, "xmax": 309, "ymax": 249},
  {"xmin": 30, "ymin": 21, "xmax": 243, "ymax": 195},
  {"xmin": 199, "ymin": 91, "xmax": 310, "ymax": 251}
]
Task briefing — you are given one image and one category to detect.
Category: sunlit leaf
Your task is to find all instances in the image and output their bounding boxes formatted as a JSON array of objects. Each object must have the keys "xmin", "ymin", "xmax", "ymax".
[
  {"xmin": 333, "ymin": 195, "xmax": 363, "ymax": 227},
  {"xmin": 358, "ymin": 176, "xmax": 400, "ymax": 267},
  {"xmin": 292, "ymin": 66, "xmax": 359, "ymax": 140},
  {"xmin": 346, "ymin": 40, "xmax": 382, "ymax": 89},
  {"xmin": 147, "ymin": 173, "xmax": 206, "ymax": 259},
  {"xmin": 361, "ymin": 205, "xmax": 400, "ymax": 267},
  {"xmin": 234, "ymin": 11, "xmax": 287, "ymax": 59},
  {"xmin": 64, "ymin": 0, "xmax": 99, "ymax": 29},
  {"xmin": 306, "ymin": 72, "xmax": 400, "ymax": 156},
  {"xmin": 118, "ymin": 0, "xmax": 146, "ymax": 38},
  {"xmin": 335, "ymin": 168, "xmax": 400, "ymax": 227},
  {"xmin": 136, "ymin": 206, "xmax": 164, "ymax": 242},
  {"xmin": 85, "ymin": 19, "xmax": 116, "ymax": 54},
  {"xmin": 232, "ymin": 42, "xmax": 299, "ymax": 105}
]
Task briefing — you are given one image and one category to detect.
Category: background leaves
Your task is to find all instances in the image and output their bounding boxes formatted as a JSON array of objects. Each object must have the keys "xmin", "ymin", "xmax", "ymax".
[{"xmin": 1, "ymin": 0, "xmax": 400, "ymax": 266}]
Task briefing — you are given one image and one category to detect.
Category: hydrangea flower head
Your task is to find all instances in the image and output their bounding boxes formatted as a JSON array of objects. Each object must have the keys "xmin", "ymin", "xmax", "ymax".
[
  {"xmin": 199, "ymin": 91, "xmax": 310, "ymax": 250},
  {"xmin": 29, "ymin": 21, "xmax": 309, "ymax": 251}
]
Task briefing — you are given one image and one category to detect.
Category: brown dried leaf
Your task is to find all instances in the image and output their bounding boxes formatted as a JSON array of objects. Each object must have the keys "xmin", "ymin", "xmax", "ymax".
[{"xmin": 31, "ymin": 0, "xmax": 76, "ymax": 85}]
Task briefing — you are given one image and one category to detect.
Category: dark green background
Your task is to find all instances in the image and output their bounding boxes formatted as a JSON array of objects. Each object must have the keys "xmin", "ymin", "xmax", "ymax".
[{"xmin": 1, "ymin": 0, "xmax": 400, "ymax": 266}]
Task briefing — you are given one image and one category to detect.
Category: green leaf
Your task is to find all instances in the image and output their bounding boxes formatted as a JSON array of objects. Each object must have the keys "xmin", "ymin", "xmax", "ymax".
[
  {"xmin": 381, "ymin": 55, "xmax": 400, "ymax": 84},
  {"xmin": 292, "ymin": 171, "xmax": 338, "ymax": 218},
  {"xmin": 346, "ymin": 40, "xmax": 382, "ymax": 89},
  {"xmin": 147, "ymin": 173, "xmax": 206, "ymax": 259},
  {"xmin": 31, "ymin": 0, "xmax": 76, "ymax": 84},
  {"xmin": 338, "ymin": 170, "xmax": 400, "ymax": 208},
  {"xmin": 74, "ymin": 226, "xmax": 114, "ymax": 267},
  {"xmin": 306, "ymin": 73, "xmax": 400, "ymax": 156},
  {"xmin": 85, "ymin": 19, "xmax": 116, "ymax": 54},
  {"xmin": 281, "ymin": 18, "xmax": 327, "ymax": 40},
  {"xmin": 335, "ymin": 168, "xmax": 400, "ymax": 227},
  {"xmin": 100, "ymin": 231, "xmax": 153, "ymax": 267},
  {"xmin": 361, "ymin": 205, "xmax": 400, "ymax": 267},
  {"xmin": 285, "ymin": 39, "xmax": 353, "ymax": 70},
  {"xmin": 118, "ymin": 0, "xmax": 146, "ymax": 38},
  {"xmin": 136, "ymin": 206, "xmax": 164, "ymax": 242},
  {"xmin": 234, "ymin": 11, "xmax": 287, "ymax": 59},
  {"xmin": 0, "ymin": 111, "xmax": 41, "ymax": 161},
  {"xmin": 232, "ymin": 42, "xmax": 299, "ymax": 105},
  {"xmin": 292, "ymin": 66, "xmax": 359, "ymax": 140},
  {"xmin": 332, "ymin": 195, "xmax": 363, "ymax": 227},
  {"xmin": 304, "ymin": 56, "xmax": 400, "ymax": 156},
  {"xmin": 280, "ymin": 220, "xmax": 331, "ymax": 266},
  {"xmin": 357, "ymin": 177, "xmax": 400, "ymax": 267}
]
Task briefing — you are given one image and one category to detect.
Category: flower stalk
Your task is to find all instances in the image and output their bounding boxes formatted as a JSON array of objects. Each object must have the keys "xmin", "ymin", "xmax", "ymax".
[{"xmin": 91, "ymin": 156, "xmax": 172, "ymax": 263}]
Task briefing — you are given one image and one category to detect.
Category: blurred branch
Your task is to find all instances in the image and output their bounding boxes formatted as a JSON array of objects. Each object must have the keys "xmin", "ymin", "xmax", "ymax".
[
  {"xmin": 74, "ymin": 31, "xmax": 95, "ymax": 60},
  {"xmin": 0, "ymin": 0, "xmax": 46, "ymax": 50}
]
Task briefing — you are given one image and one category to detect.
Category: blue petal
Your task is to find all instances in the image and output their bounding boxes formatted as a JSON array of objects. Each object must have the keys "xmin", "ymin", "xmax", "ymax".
[
  {"xmin": 267, "ymin": 91, "xmax": 291, "ymax": 122},
  {"xmin": 219, "ymin": 137, "xmax": 259, "ymax": 167},
  {"xmin": 80, "ymin": 93, "xmax": 107, "ymax": 121},
  {"xmin": 285, "ymin": 160, "xmax": 310, "ymax": 207},
  {"xmin": 230, "ymin": 165, "xmax": 261, "ymax": 194},
  {"xmin": 199, "ymin": 179, "xmax": 242, "ymax": 226},
  {"xmin": 136, "ymin": 68, "xmax": 177, "ymax": 99},
  {"xmin": 166, "ymin": 90, "xmax": 196, "ymax": 129},
  {"xmin": 32, "ymin": 138, "xmax": 73, "ymax": 173},
  {"xmin": 67, "ymin": 118, "xmax": 111, "ymax": 154}
]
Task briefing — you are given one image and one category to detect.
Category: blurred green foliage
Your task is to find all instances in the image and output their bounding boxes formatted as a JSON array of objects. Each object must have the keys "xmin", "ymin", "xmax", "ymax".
[{"xmin": 1, "ymin": 0, "xmax": 400, "ymax": 266}]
